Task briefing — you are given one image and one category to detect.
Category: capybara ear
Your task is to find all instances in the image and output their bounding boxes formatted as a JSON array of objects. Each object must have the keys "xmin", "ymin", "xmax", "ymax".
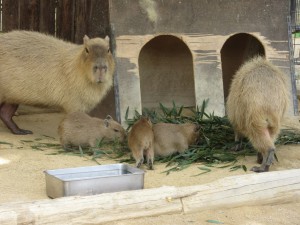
[
  {"xmin": 104, "ymin": 119, "xmax": 110, "ymax": 127},
  {"xmin": 83, "ymin": 35, "xmax": 90, "ymax": 53},
  {"xmin": 104, "ymin": 35, "xmax": 110, "ymax": 43},
  {"xmin": 106, "ymin": 115, "xmax": 113, "ymax": 120}
]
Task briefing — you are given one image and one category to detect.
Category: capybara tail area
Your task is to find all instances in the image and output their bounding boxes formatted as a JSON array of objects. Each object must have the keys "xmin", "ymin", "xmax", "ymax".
[{"xmin": 247, "ymin": 115, "xmax": 278, "ymax": 155}]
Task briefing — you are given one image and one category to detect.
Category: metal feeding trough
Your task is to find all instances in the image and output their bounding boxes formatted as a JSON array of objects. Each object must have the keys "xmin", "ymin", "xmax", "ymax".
[{"xmin": 44, "ymin": 163, "xmax": 144, "ymax": 198}]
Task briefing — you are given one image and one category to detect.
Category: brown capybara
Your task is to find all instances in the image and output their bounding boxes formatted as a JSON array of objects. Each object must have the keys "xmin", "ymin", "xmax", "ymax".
[
  {"xmin": 226, "ymin": 56, "xmax": 289, "ymax": 172},
  {"xmin": 0, "ymin": 30, "xmax": 115, "ymax": 135},
  {"xmin": 58, "ymin": 112, "xmax": 126, "ymax": 149},
  {"xmin": 127, "ymin": 117, "xmax": 154, "ymax": 169},
  {"xmin": 153, "ymin": 122, "xmax": 200, "ymax": 157}
]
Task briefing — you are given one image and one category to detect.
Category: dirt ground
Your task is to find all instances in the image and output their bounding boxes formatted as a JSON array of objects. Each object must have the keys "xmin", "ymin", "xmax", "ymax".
[{"xmin": 0, "ymin": 111, "xmax": 300, "ymax": 225}]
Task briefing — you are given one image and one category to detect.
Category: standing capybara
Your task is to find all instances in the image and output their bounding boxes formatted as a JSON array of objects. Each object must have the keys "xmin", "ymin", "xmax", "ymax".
[
  {"xmin": 0, "ymin": 30, "xmax": 115, "ymax": 135},
  {"xmin": 58, "ymin": 112, "xmax": 126, "ymax": 149},
  {"xmin": 226, "ymin": 56, "xmax": 289, "ymax": 172},
  {"xmin": 127, "ymin": 117, "xmax": 154, "ymax": 169},
  {"xmin": 153, "ymin": 122, "xmax": 200, "ymax": 157}
]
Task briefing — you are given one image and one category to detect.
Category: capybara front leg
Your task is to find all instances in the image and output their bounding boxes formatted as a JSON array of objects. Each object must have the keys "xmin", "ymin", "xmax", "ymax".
[
  {"xmin": 251, "ymin": 148, "xmax": 275, "ymax": 173},
  {"xmin": 0, "ymin": 103, "xmax": 32, "ymax": 135},
  {"xmin": 232, "ymin": 132, "xmax": 243, "ymax": 151}
]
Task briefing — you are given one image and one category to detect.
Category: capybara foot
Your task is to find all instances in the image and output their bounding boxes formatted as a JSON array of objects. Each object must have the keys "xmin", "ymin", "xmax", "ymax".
[
  {"xmin": 250, "ymin": 165, "xmax": 270, "ymax": 173},
  {"xmin": 13, "ymin": 128, "xmax": 33, "ymax": 135}
]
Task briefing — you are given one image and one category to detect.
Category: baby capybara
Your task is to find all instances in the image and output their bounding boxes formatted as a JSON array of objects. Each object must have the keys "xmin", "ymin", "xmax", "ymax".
[
  {"xmin": 226, "ymin": 56, "xmax": 289, "ymax": 172},
  {"xmin": 0, "ymin": 31, "xmax": 115, "ymax": 135},
  {"xmin": 127, "ymin": 117, "xmax": 154, "ymax": 169},
  {"xmin": 153, "ymin": 122, "xmax": 200, "ymax": 157},
  {"xmin": 58, "ymin": 112, "xmax": 126, "ymax": 149}
]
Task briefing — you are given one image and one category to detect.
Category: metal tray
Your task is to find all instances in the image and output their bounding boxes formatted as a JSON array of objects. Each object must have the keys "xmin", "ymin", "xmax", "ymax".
[{"xmin": 44, "ymin": 163, "xmax": 144, "ymax": 198}]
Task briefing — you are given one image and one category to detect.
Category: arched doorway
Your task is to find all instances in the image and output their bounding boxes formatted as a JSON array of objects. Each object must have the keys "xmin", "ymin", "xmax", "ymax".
[
  {"xmin": 138, "ymin": 35, "xmax": 195, "ymax": 110},
  {"xmin": 221, "ymin": 33, "xmax": 265, "ymax": 102}
]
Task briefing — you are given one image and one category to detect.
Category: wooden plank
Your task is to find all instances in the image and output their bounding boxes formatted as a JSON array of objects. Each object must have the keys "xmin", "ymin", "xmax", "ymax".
[
  {"xmin": 56, "ymin": 0, "xmax": 75, "ymax": 41},
  {"xmin": 2, "ymin": 0, "xmax": 19, "ymax": 32},
  {"xmin": 0, "ymin": 169, "xmax": 299, "ymax": 225},
  {"xmin": 89, "ymin": 0, "xmax": 110, "ymax": 38},
  {"xmin": 19, "ymin": 0, "xmax": 40, "ymax": 31},
  {"xmin": 39, "ymin": 0, "xmax": 56, "ymax": 35},
  {"xmin": 74, "ymin": 0, "xmax": 91, "ymax": 43}
]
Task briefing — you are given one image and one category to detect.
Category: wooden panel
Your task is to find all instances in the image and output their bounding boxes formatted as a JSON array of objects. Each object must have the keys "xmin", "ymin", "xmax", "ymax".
[
  {"xmin": 19, "ymin": 0, "xmax": 40, "ymax": 31},
  {"xmin": 2, "ymin": 0, "xmax": 19, "ymax": 31},
  {"xmin": 56, "ymin": 0, "xmax": 75, "ymax": 41},
  {"xmin": 74, "ymin": 0, "xmax": 91, "ymax": 43},
  {"xmin": 39, "ymin": 0, "xmax": 56, "ymax": 35}
]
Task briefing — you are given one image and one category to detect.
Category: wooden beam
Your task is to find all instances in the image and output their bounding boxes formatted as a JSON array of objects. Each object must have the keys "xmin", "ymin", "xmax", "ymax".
[{"xmin": 0, "ymin": 169, "xmax": 300, "ymax": 225}]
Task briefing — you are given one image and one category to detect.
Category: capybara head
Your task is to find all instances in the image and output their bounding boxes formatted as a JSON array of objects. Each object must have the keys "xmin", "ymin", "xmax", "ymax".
[
  {"xmin": 184, "ymin": 123, "xmax": 201, "ymax": 145},
  {"xmin": 82, "ymin": 35, "xmax": 115, "ymax": 84},
  {"xmin": 103, "ymin": 115, "xmax": 126, "ymax": 142}
]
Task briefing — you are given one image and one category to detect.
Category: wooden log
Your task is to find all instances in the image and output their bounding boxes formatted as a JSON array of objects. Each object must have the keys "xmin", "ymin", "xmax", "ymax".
[{"xmin": 0, "ymin": 169, "xmax": 300, "ymax": 225}]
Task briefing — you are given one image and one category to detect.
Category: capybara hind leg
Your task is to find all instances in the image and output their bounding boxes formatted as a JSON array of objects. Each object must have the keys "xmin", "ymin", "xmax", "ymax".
[
  {"xmin": 250, "ymin": 128, "xmax": 274, "ymax": 172},
  {"xmin": 256, "ymin": 152, "xmax": 263, "ymax": 164},
  {"xmin": 0, "ymin": 103, "xmax": 32, "ymax": 135},
  {"xmin": 251, "ymin": 148, "xmax": 275, "ymax": 172},
  {"xmin": 133, "ymin": 149, "xmax": 144, "ymax": 168},
  {"xmin": 146, "ymin": 147, "xmax": 154, "ymax": 170}
]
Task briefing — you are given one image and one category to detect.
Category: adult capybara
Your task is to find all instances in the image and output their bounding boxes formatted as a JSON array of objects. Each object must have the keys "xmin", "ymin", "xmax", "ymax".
[
  {"xmin": 226, "ymin": 56, "xmax": 289, "ymax": 172},
  {"xmin": 153, "ymin": 122, "xmax": 200, "ymax": 157},
  {"xmin": 58, "ymin": 112, "xmax": 126, "ymax": 149},
  {"xmin": 0, "ymin": 31, "xmax": 115, "ymax": 135},
  {"xmin": 127, "ymin": 117, "xmax": 154, "ymax": 169}
]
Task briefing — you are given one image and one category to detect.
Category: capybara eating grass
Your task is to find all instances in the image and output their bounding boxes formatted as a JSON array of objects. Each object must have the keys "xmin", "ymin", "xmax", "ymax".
[
  {"xmin": 226, "ymin": 56, "xmax": 289, "ymax": 172},
  {"xmin": 0, "ymin": 31, "xmax": 115, "ymax": 134},
  {"xmin": 153, "ymin": 122, "xmax": 201, "ymax": 157},
  {"xmin": 58, "ymin": 112, "xmax": 126, "ymax": 149},
  {"xmin": 128, "ymin": 117, "xmax": 154, "ymax": 169}
]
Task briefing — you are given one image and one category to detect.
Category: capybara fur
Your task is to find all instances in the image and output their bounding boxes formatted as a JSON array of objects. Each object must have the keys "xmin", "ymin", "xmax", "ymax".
[
  {"xmin": 226, "ymin": 56, "xmax": 289, "ymax": 172},
  {"xmin": 0, "ymin": 30, "xmax": 115, "ymax": 135},
  {"xmin": 128, "ymin": 117, "xmax": 154, "ymax": 169},
  {"xmin": 153, "ymin": 122, "xmax": 201, "ymax": 157},
  {"xmin": 58, "ymin": 112, "xmax": 126, "ymax": 149}
]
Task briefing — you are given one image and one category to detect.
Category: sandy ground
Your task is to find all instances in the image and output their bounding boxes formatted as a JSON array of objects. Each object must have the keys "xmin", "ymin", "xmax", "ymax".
[{"xmin": 0, "ymin": 112, "xmax": 300, "ymax": 224}]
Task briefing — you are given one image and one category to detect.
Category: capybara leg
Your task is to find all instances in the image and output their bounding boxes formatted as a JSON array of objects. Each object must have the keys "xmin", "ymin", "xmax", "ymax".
[
  {"xmin": 0, "ymin": 103, "xmax": 33, "ymax": 135},
  {"xmin": 146, "ymin": 147, "xmax": 154, "ymax": 170},
  {"xmin": 136, "ymin": 157, "xmax": 144, "ymax": 168},
  {"xmin": 232, "ymin": 132, "xmax": 243, "ymax": 151},
  {"xmin": 256, "ymin": 152, "xmax": 263, "ymax": 164},
  {"xmin": 251, "ymin": 148, "xmax": 275, "ymax": 172}
]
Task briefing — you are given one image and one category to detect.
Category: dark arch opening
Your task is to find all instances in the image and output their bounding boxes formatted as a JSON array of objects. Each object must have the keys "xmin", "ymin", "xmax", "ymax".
[
  {"xmin": 221, "ymin": 33, "xmax": 265, "ymax": 102},
  {"xmin": 138, "ymin": 35, "xmax": 195, "ymax": 110}
]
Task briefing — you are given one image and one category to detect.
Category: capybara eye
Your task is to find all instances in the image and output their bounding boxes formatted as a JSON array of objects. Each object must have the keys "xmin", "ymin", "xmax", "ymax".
[{"xmin": 93, "ymin": 66, "xmax": 98, "ymax": 73}]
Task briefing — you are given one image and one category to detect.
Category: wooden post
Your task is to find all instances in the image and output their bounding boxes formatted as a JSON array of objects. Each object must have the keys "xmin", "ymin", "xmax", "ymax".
[{"xmin": 0, "ymin": 169, "xmax": 299, "ymax": 225}]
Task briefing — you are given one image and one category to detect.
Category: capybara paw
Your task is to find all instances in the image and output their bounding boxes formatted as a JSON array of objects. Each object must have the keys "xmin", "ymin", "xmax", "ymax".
[
  {"xmin": 250, "ymin": 165, "xmax": 269, "ymax": 173},
  {"xmin": 13, "ymin": 129, "xmax": 33, "ymax": 135}
]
